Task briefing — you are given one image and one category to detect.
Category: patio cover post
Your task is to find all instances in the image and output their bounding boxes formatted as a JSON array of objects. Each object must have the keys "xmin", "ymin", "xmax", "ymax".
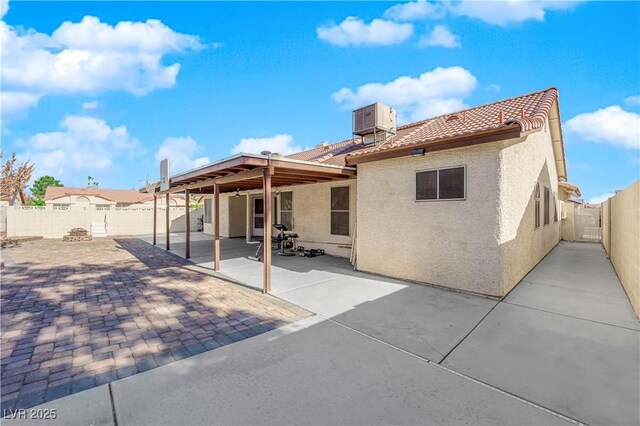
[
  {"xmin": 185, "ymin": 189, "xmax": 190, "ymax": 259},
  {"xmin": 214, "ymin": 183, "xmax": 220, "ymax": 271},
  {"xmin": 152, "ymin": 196, "xmax": 157, "ymax": 245},
  {"xmin": 166, "ymin": 193, "xmax": 170, "ymax": 250},
  {"xmin": 263, "ymin": 166, "xmax": 272, "ymax": 293}
]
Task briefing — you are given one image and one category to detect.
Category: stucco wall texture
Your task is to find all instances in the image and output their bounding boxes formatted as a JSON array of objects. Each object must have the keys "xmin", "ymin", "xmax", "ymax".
[
  {"xmin": 204, "ymin": 180, "xmax": 356, "ymax": 258},
  {"xmin": 357, "ymin": 121, "xmax": 561, "ymax": 297},
  {"xmin": 356, "ymin": 142, "xmax": 503, "ymax": 296},
  {"xmin": 561, "ymin": 201, "xmax": 576, "ymax": 241},
  {"xmin": 7, "ymin": 206, "xmax": 202, "ymax": 238},
  {"xmin": 602, "ymin": 181, "xmax": 640, "ymax": 316},
  {"xmin": 497, "ymin": 121, "xmax": 561, "ymax": 295}
]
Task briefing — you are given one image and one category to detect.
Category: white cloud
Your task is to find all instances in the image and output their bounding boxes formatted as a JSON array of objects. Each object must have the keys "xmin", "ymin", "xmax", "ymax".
[
  {"xmin": 624, "ymin": 95, "xmax": 640, "ymax": 107},
  {"xmin": 82, "ymin": 101, "xmax": 98, "ymax": 110},
  {"xmin": 231, "ymin": 134, "xmax": 304, "ymax": 156},
  {"xmin": 332, "ymin": 66, "xmax": 477, "ymax": 122},
  {"xmin": 154, "ymin": 137, "xmax": 210, "ymax": 174},
  {"xmin": 0, "ymin": 91, "xmax": 41, "ymax": 115},
  {"xmin": 16, "ymin": 115, "xmax": 142, "ymax": 177},
  {"xmin": 418, "ymin": 25, "xmax": 461, "ymax": 48},
  {"xmin": 317, "ymin": 17, "xmax": 413, "ymax": 47},
  {"xmin": 1, "ymin": 0, "xmax": 8, "ymax": 20},
  {"xmin": 1, "ymin": 15, "xmax": 204, "ymax": 116},
  {"xmin": 384, "ymin": 0, "xmax": 445, "ymax": 21},
  {"xmin": 587, "ymin": 193, "xmax": 613, "ymax": 204},
  {"xmin": 565, "ymin": 105, "xmax": 640, "ymax": 150},
  {"xmin": 446, "ymin": 1, "xmax": 580, "ymax": 26}
]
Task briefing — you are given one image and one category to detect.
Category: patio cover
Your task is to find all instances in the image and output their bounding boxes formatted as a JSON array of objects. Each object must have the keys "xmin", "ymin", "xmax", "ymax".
[{"xmin": 147, "ymin": 153, "xmax": 356, "ymax": 293}]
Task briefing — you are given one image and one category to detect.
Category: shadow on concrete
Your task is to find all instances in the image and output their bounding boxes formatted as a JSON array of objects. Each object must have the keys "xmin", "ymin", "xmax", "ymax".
[{"xmin": 0, "ymin": 238, "xmax": 307, "ymax": 413}]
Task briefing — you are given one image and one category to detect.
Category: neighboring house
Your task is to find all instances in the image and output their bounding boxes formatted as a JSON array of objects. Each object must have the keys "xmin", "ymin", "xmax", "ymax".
[
  {"xmin": 178, "ymin": 87, "xmax": 580, "ymax": 297},
  {"xmin": 44, "ymin": 187, "xmax": 184, "ymax": 208},
  {"xmin": 0, "ymin": 191, "xmax": 24, "ymax": 207}
]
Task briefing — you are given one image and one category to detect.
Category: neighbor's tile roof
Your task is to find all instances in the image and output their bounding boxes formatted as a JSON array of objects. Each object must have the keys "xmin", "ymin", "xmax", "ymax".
[
  {"xmin": 287, "ymin": 87, "xmax": 559, "ymax": 165},
  {"xmin": 44, "ymin": 187, "xmax": 184, "ymax": 203}
]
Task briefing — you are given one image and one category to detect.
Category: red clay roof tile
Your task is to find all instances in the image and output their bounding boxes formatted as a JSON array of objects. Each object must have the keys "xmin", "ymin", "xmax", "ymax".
[{"xmin": 287, "ymin": 87, "xmax": 559, "ymax": 166}]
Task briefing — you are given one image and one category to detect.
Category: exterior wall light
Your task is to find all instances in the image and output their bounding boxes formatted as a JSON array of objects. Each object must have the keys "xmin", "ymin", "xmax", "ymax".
[{"xmin": 412, "ymin": 148, "xmax": 426, "ymax": 157}]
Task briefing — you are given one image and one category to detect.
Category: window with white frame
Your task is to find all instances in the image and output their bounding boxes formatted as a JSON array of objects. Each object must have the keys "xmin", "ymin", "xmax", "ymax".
[
  {"xmin": 416, "ymin": 166, "xmax": 465, "ymax": 201},
  {"xmin": 280, "ymin": 192, "xmax": 293, "ymax": 231},
  {"xmin": 534, "ymin": 183, "xmax": 541, "ymax": 229},
  {"xmin": 330, "ymin": 186, "xmax": 350, "ymax": 236}
]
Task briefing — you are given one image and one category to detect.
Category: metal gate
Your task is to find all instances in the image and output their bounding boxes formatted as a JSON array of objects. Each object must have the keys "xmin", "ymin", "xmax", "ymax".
[{"xmin": 574, "ymin": 206, "xmax": 601, "ymax": 242}]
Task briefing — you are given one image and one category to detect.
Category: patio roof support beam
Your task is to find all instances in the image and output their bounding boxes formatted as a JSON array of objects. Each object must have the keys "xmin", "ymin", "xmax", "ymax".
[
  {"xmin": 214, "ymin": 183, "xmax": 220, "ymax": 271},
  {"xmin": 165, "ymin": 193, "xmax": 170, "ymax": 251},
  {"xmin": 152, "ymin": 196, "xmax": 157, "ymax": 245},
  {"xmin": 263, "ymin": 165, "xmax": 272, "ymax": 294},
  {"xmin": 185, "ymin": 189, "xmax": 190, "ymax": 259}
]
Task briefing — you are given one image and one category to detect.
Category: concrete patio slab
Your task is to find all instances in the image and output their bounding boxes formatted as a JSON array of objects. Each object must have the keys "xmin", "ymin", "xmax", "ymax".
[
  {"xmin": 111, "ymin": 316, "xmax": 571, "ymax": 426},
  {"xmin": 2, "ymin": 385, "xmax": 112, "ymax": 426},
  {"xmin": 330, "ymin": 284, "xmax": 498, "ymax": 362},
  {"xmin": 506, "ymin": 242, "xmax": 639, "ymax": 329},
  {"xmin": 140, "ymin": 233, "xmax": 368, "ymax": 295},
  {"xmin": 507, "ymin": 279, "xmax": 639, "ymax": 329},
  {"xmin": 276, "ymin": 274, "xmax": 409, "ymax": 317},
  {"xmin": 442, "ymin": 302, "xmax": 640, "ymax": 426},
  {"xmin": 520, "ymin": 242, "xmax": 627, "ymax": 297}
]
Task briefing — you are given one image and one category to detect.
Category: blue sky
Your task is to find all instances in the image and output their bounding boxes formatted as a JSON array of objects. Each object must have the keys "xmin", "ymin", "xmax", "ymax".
[{"xmin": 1, "ymin": 1, "xmax": 639, "ymax": 202}]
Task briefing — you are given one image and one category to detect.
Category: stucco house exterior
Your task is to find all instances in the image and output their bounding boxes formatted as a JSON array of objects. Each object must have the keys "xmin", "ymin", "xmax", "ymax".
[
  {"xmin": 169, "ymin": 88, "xmax": 579, "ymax": 297},
  {"xmin": 44, "ymin": 187, "xmax": 185, "ymax": 208}
]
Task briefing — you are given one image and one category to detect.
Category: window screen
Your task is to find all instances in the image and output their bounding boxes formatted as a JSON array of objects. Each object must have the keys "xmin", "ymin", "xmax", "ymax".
[
  {"xmin": 534, "ymin": 183, "xmax": 541, "ymax": 229},
  {"xmin": 280, "ymin": 192, "xmax": 293, "ymax": 231},
  {"xmin": 331, "ymin": 186, "xmax": 350, "ymax": 236},
  {"xmin": 439, "ymin": 167, "xmax": 465, "ymax": 199},
  {"xmin": 544, "ymin": 186, "xmax": 550, "ymax": 225},
  {"xmin": 416, "ymin": 167, "xmax": 465, "ymax": 201},
  {"xmin": 416, "ymin": 170, "xmax": 437, "ymax": 200}
]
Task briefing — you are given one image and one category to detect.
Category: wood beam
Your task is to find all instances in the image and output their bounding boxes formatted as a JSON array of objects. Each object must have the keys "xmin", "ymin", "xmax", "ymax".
[
  {"xmin": 271, "ymin": 160, "xmax": 356, "ymax": 176},
  {"xmin": 214, "ymin": 167, "xmax": 266, "ymax": 185},
  {"xmin": 152, "ymin": 196, "xmax": 157, "ymax": 245},
  {"xmin": 214, "ymin": 184, "xmax": 220, "ymax": 272},
  {"xmin": 172, "ymin": 156, "xmax": 268, "ymax": 183},
  {"xmin": 185, "ymin": 189, "xmax": 190, "ymax": 259},
  {"xmin": 263, "ymin": 167, "xmax": 272, "ymax": 293},
  {"xmin": 165, "ymin": 193, "xmax": 170, "ymax": 250}
]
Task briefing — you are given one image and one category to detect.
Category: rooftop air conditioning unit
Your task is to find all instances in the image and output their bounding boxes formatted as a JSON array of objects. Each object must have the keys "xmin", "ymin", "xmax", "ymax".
[{"xmin": 352, "ymin": 102, "xmax": 397, "ymax": 139}]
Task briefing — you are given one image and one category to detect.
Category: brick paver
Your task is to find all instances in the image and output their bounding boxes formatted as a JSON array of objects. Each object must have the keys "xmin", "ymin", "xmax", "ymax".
[{"xmin": 1, "ymin": 238, "xmax": 311, "ymax": 411}]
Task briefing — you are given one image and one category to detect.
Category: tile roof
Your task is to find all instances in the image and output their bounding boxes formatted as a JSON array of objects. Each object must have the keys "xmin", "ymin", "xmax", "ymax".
[
  {"xmin": 44, "ymin": 187, "xmax": 184, "ymax": 204},
  {"xmin": 287, "ymin": 87, "xmax": 560, "ymax": 166}
]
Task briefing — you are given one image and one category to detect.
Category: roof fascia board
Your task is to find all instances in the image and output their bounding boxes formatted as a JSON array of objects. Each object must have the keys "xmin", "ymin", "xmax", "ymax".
[{"xmin": 346, "ymin": 126, "xmax": 522, "ymax": 166}]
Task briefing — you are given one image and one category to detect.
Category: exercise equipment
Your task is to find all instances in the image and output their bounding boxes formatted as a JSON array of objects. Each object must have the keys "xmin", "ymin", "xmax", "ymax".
[
  {"xmin": 273, "ymin": 224, "xmax": 298, "ymax": 256},
  {"xmin": 296, "ymin": 246, "xmax": 325, "ymax": 258},
  {"xmin": 248, "ymin": 224, "xmax": 298, "ymax": 260}
]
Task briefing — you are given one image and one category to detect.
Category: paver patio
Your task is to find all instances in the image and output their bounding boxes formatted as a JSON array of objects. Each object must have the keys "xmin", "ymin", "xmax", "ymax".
[{"xmin": 0, "ymin": 238, "xmax": 310, "ymax": 412}]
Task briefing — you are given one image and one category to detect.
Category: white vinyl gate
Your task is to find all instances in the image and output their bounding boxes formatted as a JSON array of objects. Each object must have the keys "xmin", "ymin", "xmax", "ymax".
[{"xmin": 574, "ymin": 206, "xmax": 601, "ymax": 242}]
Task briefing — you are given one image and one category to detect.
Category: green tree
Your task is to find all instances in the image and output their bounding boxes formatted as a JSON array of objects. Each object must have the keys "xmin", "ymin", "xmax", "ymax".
[
  {"xmin": 87, "ymin": 175, "xmax": 99, "ymax": 187},
  {"xmin": 30, "ymin": 175, "xmax": 63, "ymax": 201}
]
